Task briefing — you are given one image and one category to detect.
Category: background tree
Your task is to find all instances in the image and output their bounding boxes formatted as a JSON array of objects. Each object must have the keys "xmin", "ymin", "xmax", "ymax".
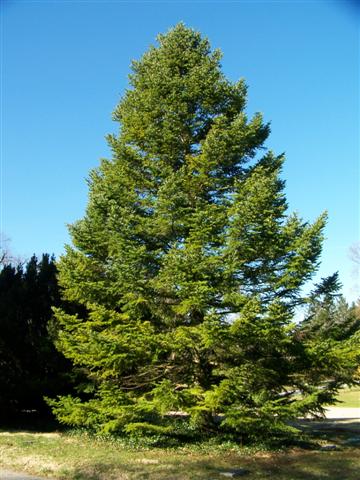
[
  {"xmin": 349, "ymin": 242, "xmax": 360, "ymax": 267},
  {"xmin": 0, "ymin": 232, "xmax": 22, "ymax": 267},
  {"xmin": 49, "ymin": 24, "xmax": 359, "ymax": 441},
  {"xmin": 299, "ymin": 273, "xmax": 360, "ymax": 341},
  {"xmin": 0, "ymin": 254, "xmax": 73, "ymax": 419},
  {"xmin": 349, "ymin": 241, "xmax": 360, "ymax": 297}
]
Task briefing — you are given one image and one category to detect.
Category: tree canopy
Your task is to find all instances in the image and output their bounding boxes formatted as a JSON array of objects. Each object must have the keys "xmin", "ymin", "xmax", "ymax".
[{"xmin": 49, "ymin": 24, "xmax": 360, "ymax": 442}]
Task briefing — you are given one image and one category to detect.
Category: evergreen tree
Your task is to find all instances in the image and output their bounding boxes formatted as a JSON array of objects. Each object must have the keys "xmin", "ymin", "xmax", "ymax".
[
  {"xmin": 49, "ymin": 24, "xmax": 359, "ymax": 440},
  {"xmin": 299, "ymin": 273, "xmax": 360, "ymax": 341},
  {"xmin": 0, "ymin": 254, "xmax": 73, "ymax": 418}
]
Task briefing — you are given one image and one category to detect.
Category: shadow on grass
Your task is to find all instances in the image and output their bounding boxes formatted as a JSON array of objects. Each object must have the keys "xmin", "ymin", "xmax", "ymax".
[
  {"xmin": 252, "ymin": 452, "xmax": 359, "ymax": 480},
  {"xmin": 0, "ymin": 410, "xmax": 65, "ymax": 433},
  {"xmin": 1, "ymin": 415, "xmax": 359, "ymax": 480},
  {"xmin": 53, "ymin": 451, "xmax": 360, "ymax": 480},
  {"xmin": 294, "ymin": 418, "xmax": 360, "ymax": 446}
]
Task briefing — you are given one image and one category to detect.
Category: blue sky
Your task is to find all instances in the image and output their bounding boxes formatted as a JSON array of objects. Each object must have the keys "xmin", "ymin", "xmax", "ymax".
[{"xmin": 1, "ymin": 0, "xmax": 359, "ymax": 301}]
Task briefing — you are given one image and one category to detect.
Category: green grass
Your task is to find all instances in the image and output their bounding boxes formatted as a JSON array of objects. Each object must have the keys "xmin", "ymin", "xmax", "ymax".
[
  {"xmin": 0, "ymin": 421, "xmax": 359, "ymax": 480},
  {"xmin": 334, "ymin": 386, "xmax": 360, "ymax": 408}
]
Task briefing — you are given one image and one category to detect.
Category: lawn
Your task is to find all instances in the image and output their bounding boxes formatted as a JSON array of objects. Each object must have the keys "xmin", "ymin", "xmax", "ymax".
[
  {"xmin": 334, "ymin": 386, "xmax": 360, "ymax": 408},
  {"xmin": 0, "ymin": 419, "xmax": 359, "ymax": 480}
]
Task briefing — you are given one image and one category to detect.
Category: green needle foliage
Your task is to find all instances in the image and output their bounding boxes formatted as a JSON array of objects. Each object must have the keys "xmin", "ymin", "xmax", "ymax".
[{"xmin": 49, "ymin": 24, "xmax": 359, "ymax": 442}]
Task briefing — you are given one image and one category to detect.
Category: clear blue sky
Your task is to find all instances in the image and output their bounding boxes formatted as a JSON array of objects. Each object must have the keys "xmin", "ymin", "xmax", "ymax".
[{"xmin": 1, "ymin": 0, "xmax": 359, "ymax": 301}]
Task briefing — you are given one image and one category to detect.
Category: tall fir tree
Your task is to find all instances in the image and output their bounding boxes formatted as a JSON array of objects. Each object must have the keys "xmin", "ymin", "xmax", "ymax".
[{"xmin": 50, "ymin": 24, "xmax": 359, "ymax": 440}]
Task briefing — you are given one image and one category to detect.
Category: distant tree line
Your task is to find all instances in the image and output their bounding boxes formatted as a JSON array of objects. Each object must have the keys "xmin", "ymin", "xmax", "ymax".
[{"xmin": 0, "ymin": 254, "xmax": 76, "ymax": 420}]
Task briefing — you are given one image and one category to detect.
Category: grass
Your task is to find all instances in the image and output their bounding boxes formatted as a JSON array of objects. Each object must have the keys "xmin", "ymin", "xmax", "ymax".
[
  {"xmin": 334, "ymin": 386, "xmax": 360, "ymax": 408},
  {"xmin": 0, "ymin": 419, "xmax": 359, "ymax": 480}
]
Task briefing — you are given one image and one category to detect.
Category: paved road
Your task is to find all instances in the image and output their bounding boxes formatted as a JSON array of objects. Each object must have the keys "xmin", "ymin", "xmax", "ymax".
[
  {"xmin": 0, "ymin": 471, "xmax": 54, "ymax": 480},
  {"xmin": 324, "ymin": 407, "xmax": 360, "ymax": 419}
]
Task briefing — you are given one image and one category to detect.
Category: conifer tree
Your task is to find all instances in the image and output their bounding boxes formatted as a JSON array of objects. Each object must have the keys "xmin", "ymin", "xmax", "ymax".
[
  {"xmin": 299, "ymin": 273, "xmax": 360, "ymax": 341},
  {"xmin": 0, "ymin": 254, "xmax": 73, "ymax": 418},
  {"xmin": 50, "ymin": 24, "xmax": 358, "ymax": 440}
]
